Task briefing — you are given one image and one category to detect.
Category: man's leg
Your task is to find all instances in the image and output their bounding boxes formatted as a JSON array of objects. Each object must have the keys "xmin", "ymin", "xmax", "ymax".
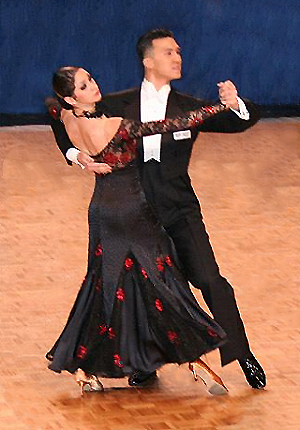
[
  {"xmin": 165, "ymin": 214, "xmax": 266, "ymax": 388},
  {"xmin": 165, "ymin": 215, "xmax": 250, "ymax": 365}
]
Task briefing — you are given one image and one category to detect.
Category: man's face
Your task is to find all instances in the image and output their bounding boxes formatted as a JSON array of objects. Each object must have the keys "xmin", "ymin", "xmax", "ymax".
[{"xmin": 144, "ymin": 37, "xmax": 182, "ymax": 83}]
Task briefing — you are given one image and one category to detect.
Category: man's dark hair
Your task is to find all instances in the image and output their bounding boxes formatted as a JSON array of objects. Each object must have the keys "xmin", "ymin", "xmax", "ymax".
[{"xmin": 136, "ymin": 29, "xmax": 175, "ymax": 62}]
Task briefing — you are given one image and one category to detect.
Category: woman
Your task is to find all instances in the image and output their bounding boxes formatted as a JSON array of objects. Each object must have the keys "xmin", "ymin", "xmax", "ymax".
[{"xmin": 46, "ymin": 66, "xmax": 228, "ymax": 395}]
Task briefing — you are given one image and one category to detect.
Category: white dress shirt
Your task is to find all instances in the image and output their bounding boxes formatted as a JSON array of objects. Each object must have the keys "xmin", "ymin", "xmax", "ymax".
[{"xmin": 140, "ymin": 79, "xmax": 171, "ymax": 162}]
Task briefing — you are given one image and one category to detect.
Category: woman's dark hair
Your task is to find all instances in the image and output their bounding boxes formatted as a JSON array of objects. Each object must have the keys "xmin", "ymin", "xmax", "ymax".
[
  {"xmin": 52, "ymin": 66, "xmax": 79, "ymax": 109},
  {"xmin": 136, "ymin": 29, "xmax": 174, "ymax": 62}
]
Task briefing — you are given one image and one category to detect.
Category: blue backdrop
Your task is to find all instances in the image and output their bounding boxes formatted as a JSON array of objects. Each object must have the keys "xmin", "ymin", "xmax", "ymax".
[{"xmin": 1, "ymin": 0, "xmax": 300, "ymax": 114}]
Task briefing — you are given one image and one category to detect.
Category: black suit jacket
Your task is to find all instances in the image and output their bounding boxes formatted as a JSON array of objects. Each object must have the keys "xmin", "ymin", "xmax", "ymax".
[{"xmin": 98, "ymin": 88, "xmax": 260, "ymax": 225}]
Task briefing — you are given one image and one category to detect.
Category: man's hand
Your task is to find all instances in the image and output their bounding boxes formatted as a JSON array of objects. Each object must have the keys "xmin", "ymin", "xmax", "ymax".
[
  {"xmin": 77, "ymin": 152, "xmax": 112, "ymax": 175},
  {"xmin": 218, "ymin": 80, "xmax": 239, "ymax": 111}
]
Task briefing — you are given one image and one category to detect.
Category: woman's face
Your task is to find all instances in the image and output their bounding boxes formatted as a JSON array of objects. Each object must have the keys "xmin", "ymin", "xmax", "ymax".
[{"xmin": 71, "ymin": 68, "xmax": 102, "ymax": 106}]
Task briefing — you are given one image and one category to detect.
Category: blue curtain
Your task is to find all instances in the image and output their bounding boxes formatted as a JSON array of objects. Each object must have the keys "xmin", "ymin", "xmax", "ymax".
[{"xmin": 1, "ymin": 0, "xmax": 300, "ymax": 114}]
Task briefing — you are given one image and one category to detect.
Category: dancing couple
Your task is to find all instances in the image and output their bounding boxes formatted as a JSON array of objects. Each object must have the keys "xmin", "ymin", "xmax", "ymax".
[{"xmin": 46, "ymin": 29, "xmax": 266, "ymax": 395}]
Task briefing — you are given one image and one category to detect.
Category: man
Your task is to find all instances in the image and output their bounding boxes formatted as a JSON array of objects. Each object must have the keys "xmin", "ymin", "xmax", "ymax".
[{"xmin": 49, "ymin": 29, "xmax": 265, "ymax": 390}]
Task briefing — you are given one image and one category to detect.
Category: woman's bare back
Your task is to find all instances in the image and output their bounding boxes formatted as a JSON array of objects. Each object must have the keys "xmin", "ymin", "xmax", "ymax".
[{"xmin": 61, "ymin": 109, "xmax": 123, "ymax": 156}]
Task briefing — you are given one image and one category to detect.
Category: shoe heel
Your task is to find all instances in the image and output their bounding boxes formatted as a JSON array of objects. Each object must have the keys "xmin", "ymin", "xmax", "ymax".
[
  {"xmin": 188, "ymin": 363, "xmax": 198, "ymax": 381},
  {"xmin": 77, "ymin": 380, "xmax": 87, "ymax": 396},
  {"xmin": 189, "ymin": 359, "xmax": 228, "ymax": 396},
  {"xmin": 75, "ymin": 369, "xmax": 104, "ymax": 395}
]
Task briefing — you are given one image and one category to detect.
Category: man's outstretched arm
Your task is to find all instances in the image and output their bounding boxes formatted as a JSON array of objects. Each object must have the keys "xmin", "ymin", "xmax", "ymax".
[{"xmin": 46, "ymin": 97, "xmax": 75, "ymax": 165}]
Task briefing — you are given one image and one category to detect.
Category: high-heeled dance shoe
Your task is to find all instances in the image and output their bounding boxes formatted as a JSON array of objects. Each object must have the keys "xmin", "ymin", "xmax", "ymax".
[
  {"xmin": 189, "ymin": 358, "xmax": 228, "ymax": 396},
  {"xmin": 75, "ymin": 369, "xmax": 104, "ymax": 395}
]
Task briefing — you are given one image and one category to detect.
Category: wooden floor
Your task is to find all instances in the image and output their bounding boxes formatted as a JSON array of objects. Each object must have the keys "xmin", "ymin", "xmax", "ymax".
[{"xmin": 0, "ymin": 119, "xmax": 299, "ymax": 430}]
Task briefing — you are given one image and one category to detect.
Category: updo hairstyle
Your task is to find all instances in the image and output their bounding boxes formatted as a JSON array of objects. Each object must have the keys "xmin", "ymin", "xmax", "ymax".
[{"xmin": 52, "ymin": 66, "xmax": 79, "ymax": 109}]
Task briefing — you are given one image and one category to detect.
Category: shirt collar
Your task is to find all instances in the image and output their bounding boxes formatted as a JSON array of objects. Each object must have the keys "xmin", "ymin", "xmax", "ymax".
[{"xmin": 141, "ymin": 79, "xmax": 171, "ymax": 100}]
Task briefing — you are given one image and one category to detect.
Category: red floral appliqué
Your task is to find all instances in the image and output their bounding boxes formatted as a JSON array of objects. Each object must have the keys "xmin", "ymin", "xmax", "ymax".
[
  {"xmin": 207, "ymin": 327, "xmax": 218, "ymax": 337},
  {"xmin": 155, "ymin": 299, "xmax": 164, "ymax": 312},
  {"xmin": 119, "ymin": 152, "xmax": 131, "ymax": 164},
  {"xmin": 156, "ymin": 257, "xmax": 164, "ymax": 272},
  {"xmin": 165, "ymin": 255, "xmax": 172, "ymax": 266},
  {"xmin": 103, "ymin": 152, "xmax": 118, "ymax": 165},
  {"xmin": 126, "ymin": 140, "xmax": 136, "ymax": 153},
  {"xmin": 77, "ymin": 345, "xmax": 88, "ymax": 359},
  {"xmin": 190, "ymin": 117, "xmax": 204, "ymax": 128},
  {"xmin": 95, "ymin": 244, "xmax": 103, "ymax": 256},
  {"xmin": 141, "ymin": 268, "xmax": 148, "ymax": 279},
  {"xmin": 99, "ymin": 324, "xmax": 107, "ymax": 336},
  {"xmin": 117, "ymin": 128, "xmax": 129, "ymax": 140},
  {"xmin": 202, "ymin": 106, "xmax": 216, "ymax": 114},
  {"xmin": 124, "ymin": 258, "xmax": 134, "ymax": 270},
  {"xmin": 167, "ymin": 331, "xmax": 180, "ymax": 344},
  {"xmin": 108, "ymin": 327, "xmax": 116, "ymax": 339},
  {"xmin": 49, "ymin": 105, "xmax": 61, "ymax": 120},
  {"xmin": 116, "ymin": 288, "xmax": 125, "ymax": 301},
  {"xmin": 95, "ymin": 278, "xmax": 101, "ymax": 291},
  {"xmin": 113, "ymin": 354, "xmax": 124, "ymax": 368}
]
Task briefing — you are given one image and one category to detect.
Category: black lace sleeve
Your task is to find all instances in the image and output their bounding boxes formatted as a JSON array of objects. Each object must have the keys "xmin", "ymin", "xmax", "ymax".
[{"xmin": 122, "ymin": 103, "xmax": 227, "ymax": 139}]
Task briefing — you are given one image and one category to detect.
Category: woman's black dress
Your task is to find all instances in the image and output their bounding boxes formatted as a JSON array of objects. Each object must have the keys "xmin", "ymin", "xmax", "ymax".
[{"xmin": 46, "ymin": 105, "xmax": 227, "ymax": 377}]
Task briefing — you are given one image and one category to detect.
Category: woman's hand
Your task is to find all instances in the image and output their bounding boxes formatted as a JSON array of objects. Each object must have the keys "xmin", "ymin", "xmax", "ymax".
[{"xmin": 77, "ymin": 152, "xmax": 112, "ymax": 175}]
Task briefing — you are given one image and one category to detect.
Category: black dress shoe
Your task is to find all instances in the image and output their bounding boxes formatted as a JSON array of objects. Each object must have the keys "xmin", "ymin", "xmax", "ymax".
[
  {"xmin": 128, "ymin": 370, "xmax": 157, "ymax": 387},
  {"xmin": 239, "ymin": 353, "xmax": 266, "ymax": 389}
]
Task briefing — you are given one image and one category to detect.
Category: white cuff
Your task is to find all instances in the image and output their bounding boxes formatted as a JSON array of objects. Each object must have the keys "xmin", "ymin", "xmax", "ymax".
[
  {"xmin": 66, "ymin": 148, "xmax": 85, "ymax": 169},
  {"xmin": 230, "ymin": 97, "xmax": 250, "ymax": 120}
]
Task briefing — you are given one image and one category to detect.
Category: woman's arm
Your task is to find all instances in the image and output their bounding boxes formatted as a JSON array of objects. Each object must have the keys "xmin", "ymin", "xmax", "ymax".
[
  {"xmin": 63, "ymin": 102, "xmax": 225, "ymax": 156},
  {"xmin": 126, "ymin": 103, "xmax": 226, "ymax": 139}
]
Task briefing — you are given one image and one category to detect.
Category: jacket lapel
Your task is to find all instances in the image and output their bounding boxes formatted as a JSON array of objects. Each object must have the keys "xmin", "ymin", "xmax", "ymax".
[
  {"xmin": 165, "ymin": 90, "xmax": 185, "ymax": 118},
  {"xmin": 123, "ymin": 89, "xmax": 144, "ymax": 160},
  {"xmin": 161, "ymin": 89, "xmax": 184, "ymax": 147},
  {"xmin": 123, "ymin": 89, "xmax": 141, "ymax": 121}
]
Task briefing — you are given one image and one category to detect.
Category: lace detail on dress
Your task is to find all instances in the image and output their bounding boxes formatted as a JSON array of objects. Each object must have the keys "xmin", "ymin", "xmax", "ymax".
[
  {"xmin": 125, "ymin": 103, "xmax": 226, "ymax": 139},
  {"xmin": 92, "ymin": 103, "xmax": 226, "ymax": 170},
  {"xmin": 93, "ymin": 129, "xmax": 137, "ymax": 170}
]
